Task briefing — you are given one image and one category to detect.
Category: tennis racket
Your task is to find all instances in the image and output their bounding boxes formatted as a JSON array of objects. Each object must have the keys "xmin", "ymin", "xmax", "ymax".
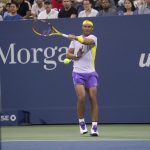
[{"xmin": 32, "ymin": 20, "xmax": 69, "ymax": 38}]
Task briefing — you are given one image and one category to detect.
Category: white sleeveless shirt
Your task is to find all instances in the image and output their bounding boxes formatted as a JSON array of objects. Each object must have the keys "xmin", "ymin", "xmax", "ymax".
[{"xmin": 69, "ymin": 34, "xmax": 97, "ymax": 73}]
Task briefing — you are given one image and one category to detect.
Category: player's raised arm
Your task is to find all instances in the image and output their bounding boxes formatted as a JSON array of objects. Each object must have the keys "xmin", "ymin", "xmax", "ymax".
[
  {"xmin": 68, "ymin": 35, "xmax": 95, "ymax": 45},
  {"xmin": 68, "ymin": 20, "xmax": 95, "ymax": 45}
]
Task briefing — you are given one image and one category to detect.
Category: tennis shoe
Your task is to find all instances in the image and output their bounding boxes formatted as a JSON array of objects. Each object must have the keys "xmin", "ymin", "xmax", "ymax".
[
  {"xmin": 79, "ymin": 121, "xmax": 88, "ymax": 134},
  {"xmin": 90, "ymin": 125, "xmax": 99, "ymax": 136}
]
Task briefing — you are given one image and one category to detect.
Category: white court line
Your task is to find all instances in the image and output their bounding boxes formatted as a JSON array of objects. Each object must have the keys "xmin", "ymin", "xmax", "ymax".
[{"xmin": 1, "ymin": 139, "xmax": 150, "ymax": 142}]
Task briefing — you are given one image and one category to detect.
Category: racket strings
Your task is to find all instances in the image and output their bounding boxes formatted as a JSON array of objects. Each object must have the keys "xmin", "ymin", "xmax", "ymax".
[
  {"xmin": 32, "ymin": 20, "xmax": 61, "ymax": 36},
  {"xmin": 42, "ymin": 28, "xmax": 51, "ymax": 36}
]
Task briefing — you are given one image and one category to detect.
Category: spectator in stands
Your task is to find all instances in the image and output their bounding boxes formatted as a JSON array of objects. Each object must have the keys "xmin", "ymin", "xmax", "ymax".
[
  {"xmin": 3, "ymin": 2, "xmax": 11, "ymax": 19},
  {"xmin": 0, "ymin": 15, "xmax": 3, "ymax": 21},
  {"xmin": 147, "ymin": 0, "xmax": 150, "ymax": 8},
  {"xmin": 71, "ymin": 0, "xmax": 84, "ymax": 13},
  {"xmin": 31, "ymin": 0, "xmax": 45, "ymax": 18},
  {"xmin": 24, "ymin": 0, "xmax": 34, "ymax": 19},
  {"xmin": 118, "ymin": 0, "xmax": 125, "ymax": 7},
  {"xmin": 118, "ymin": 0, "xmax": 137, "ymax": 15},
  {"xmin": 137, "ymin": 0, "xmax": 150, "ymax": 14},
  {"xmin": 38, "ymin": 0, "xmax": 58, "ymax": 19},
  {"xmin": 118, "ymin": 0, "xmax": 137, "ymax": 9},
  {"xmin": 29, "ymin": 0, "xmax": 35, "ymax": 5},
  {"xmin": 78, "ymin": 0, "xmax": 98, "ymax": 17},
  {"xmin": 97, "ymin": 0, "xmax": 117, "ymax": 16},
  {"xmin": 25, "ymin": 0, "xmax": 32, "ymax": 10},
  {"xmin": 0, "ymin": 2, "xmax": 5, "ymax": 16},
  {"xmin": 12, "ymin": 0, "xmax": 30, "ymax": 17},
  {"xmin": 4, "ymin": 2, "xmax": 22, "ymax": 20},
  {"xmin": 58, "ymin": 0, "xmax": 78, "ymax": 18},
  {"xmin": 52, "ymin": 0, "xmax": 63, "ymax": 11},
  {"xmin": 95, "ymin": 0, "xmax": 116, "ymax": 11}
]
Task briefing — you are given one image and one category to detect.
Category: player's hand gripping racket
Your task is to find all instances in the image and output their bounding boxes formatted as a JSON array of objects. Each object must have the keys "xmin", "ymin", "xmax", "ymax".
[
  {"xmin": 64, "ymin": 46, "xmax": 84, "ymax": 64},
  {"xmin": 32, "ymin": 20, "xmax": 69, "ymax": 38}
]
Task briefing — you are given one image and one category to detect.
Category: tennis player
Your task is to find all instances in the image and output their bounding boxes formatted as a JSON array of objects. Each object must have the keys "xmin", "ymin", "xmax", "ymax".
[{"xmin": 67, "ymin": 20, "xmax": 99, "ymax": 136}]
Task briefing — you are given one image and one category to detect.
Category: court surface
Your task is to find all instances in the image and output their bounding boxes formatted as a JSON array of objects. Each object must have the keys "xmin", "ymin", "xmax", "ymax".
[{"xmin": 1, "ymin": 124, "xmax": 150, "ymax": 150}]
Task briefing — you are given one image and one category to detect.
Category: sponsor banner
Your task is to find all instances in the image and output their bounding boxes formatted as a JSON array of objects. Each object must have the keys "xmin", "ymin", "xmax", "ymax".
[
  {"xmin": 0, "ymin": 43, "xmax": 68, "ymax": 71},
  {"xmin": 139, "ymin": 53, "xmax": 150, "ymax": 67},
  {"xmin": 0, "ymin": 16, "xmax": 150, "ymax": 124},
  {"xmin": 0, "ymin": 110, "xmax": 30, "ymax": 125}
]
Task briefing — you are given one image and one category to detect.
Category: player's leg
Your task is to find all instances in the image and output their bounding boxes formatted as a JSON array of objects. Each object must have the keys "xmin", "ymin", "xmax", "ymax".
[
  {"xmin": 86, "ymin": 87, "xmax": 99, "ymax": 136},
  {"xmin": 85, "ymin": 72, "xmax": 99, "ymax": 136},
  {"xmin": 75, "ymin": 85, "xmax": 86, "ymax": 119},
  {"xmin": 88, "ymin": 87, "xmax": 98, "ymax": 121},
  {"xmin": 75, "ymin": 84, "xmax": 88, "ymax": 134},
  {"xmin": 72, "ymin": 72, "xmax": 88, "ymax": 134}
]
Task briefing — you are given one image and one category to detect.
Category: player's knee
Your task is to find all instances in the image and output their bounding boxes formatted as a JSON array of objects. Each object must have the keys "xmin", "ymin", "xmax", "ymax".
[{"xmin": 77, "ymin": 95, "xmax": 85, "ymax": 103}]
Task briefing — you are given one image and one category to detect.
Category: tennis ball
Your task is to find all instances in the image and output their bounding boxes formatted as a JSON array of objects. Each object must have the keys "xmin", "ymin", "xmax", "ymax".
[{"xmin": 64, "ymin": 58, "xmax": 71, "ymax": 64}]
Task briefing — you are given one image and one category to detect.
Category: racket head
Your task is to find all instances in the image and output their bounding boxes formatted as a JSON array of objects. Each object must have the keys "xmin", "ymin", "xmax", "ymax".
[{"xmin": 32, "ymin": 20, "xmax": 62, "ymax": 37}]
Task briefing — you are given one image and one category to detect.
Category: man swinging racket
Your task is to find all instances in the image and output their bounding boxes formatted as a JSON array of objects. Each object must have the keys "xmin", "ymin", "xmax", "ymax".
[{"xmin": 67, "ymin": 20, "xmax": 99, "ymax": 136}]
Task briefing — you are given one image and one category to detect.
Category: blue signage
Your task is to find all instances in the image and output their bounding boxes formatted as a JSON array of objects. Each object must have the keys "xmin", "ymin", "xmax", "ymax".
[{"xmin": 0, "ymin": 16, "xmax": 150, "ymax": 125}]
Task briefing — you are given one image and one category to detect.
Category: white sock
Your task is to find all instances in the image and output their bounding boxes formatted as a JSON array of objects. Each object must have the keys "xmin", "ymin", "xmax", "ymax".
[
  {"xmin": 92, "ymin": 122, "xmax": 98, "ymax": 127},
  {"xmin": 79, "ymin": 118, "xmax": 85, "ymax": 123}
]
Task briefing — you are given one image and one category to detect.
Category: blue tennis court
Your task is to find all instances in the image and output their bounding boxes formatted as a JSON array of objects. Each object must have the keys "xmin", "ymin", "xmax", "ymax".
[
  {"xmin": 1, "ymin": 124, "xmax": 150, "ymax": 150},
  {"xmin": 1, "ymin": 140, "xmax": 150, "ymax": 150}
]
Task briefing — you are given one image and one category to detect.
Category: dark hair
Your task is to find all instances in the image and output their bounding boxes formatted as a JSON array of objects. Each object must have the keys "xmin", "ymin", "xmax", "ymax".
[
  {"xmin": 123, "ymin": 0, "xmax": 136, "ymax": 12},
  {"xmin": 6, "ymin": 3, "xmax": 11, "ymax": 7},
  {"xmin": 3, "ymin": 3, "xmax": 11, "ymax": 12},
  {"xmin": 10, "ymin": 2, "xmax": 19, "ymax": 8},
  {"xmin": 83, "ymin": 0, "xmax": 95, "ymax": 7}
]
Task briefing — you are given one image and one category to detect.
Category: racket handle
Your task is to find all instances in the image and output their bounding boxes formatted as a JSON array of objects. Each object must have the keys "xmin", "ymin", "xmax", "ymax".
[{"xmin": 62, "ymin": 34, "xmax": 69, "ymax": 38}]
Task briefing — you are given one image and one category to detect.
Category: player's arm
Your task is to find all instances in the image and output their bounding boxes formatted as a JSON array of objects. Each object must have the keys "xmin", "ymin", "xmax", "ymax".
[
  {"xmin": 68, "ymin": 34, "xmax": 95, "ymax": 45},
  {"xmin": 66, "ymin": 48, "xmax": 75, "ymax": 59},
  {"xmin": 66, "ymin": 47, "xmax": 83, "ymax": 60}
]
